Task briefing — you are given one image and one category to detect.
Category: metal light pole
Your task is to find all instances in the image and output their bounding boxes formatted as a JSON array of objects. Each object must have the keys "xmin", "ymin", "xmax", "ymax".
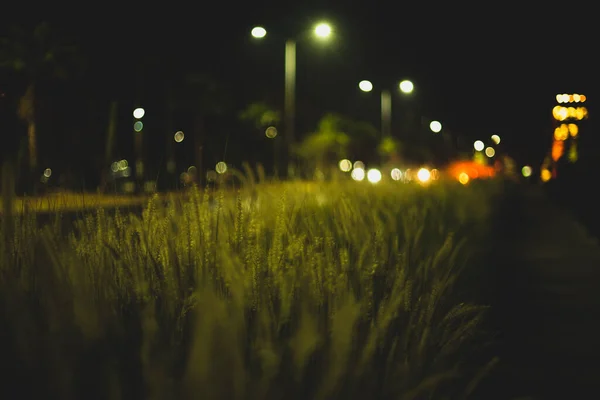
[
  {"xmin": 252, "ymin": 23, "xmax": 332, "ymax": 177},
  {"xmin": 381, "ymin": 90, "xmax": 392, "ymax": 137},
  {"xmin": 359, "ymin": 80, "xmax": 413, "ymax": 138},
  {"xmin": 284, "ymin": 39, "xmax": 296, "ymax": 174}
]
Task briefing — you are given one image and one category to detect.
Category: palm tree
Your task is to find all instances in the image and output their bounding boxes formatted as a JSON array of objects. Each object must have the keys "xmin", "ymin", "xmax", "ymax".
[{"xmin": 0, "ymin": 22, "xmax": 79, "ymax": 177}]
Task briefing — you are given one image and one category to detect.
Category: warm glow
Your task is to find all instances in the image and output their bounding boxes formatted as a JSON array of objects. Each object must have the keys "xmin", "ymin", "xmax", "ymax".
[
  {"xmin": 568, "ymin": 123, "xmax": 579, "ymax": 137},
  {"xmin": 251, "ymin": 26, "xmax": 267, "ymax": 38},
  {"xmin": 416, "ymin": 168, "xmax": 430, "ymax": 183},
  {"xmin": 447, "ymin": 160, "xmax": 495, "ymax": 182},
  {"xmin": 399, "ymin": 80, "xmax": 414, "ymax": 94},
  {"xmin": 174, "ymin": 131, "xmax": 184, "ymax": 142},
  {"xmin": 390, "ymin": 168, "xmax": 402, "ymax": 181},
  {"xmin": 358, "ymin": 80, "xmax": 373, "ymax": 92},
  {"xmin": 541, "ymin": 168, "xmax": 551, "ymax": 182},
  {"xmin": 485, "ymin": 147, "xmax": 495, "ymax": 158},
  {"xmin": 521, "ymin": 165, "xmax": 532, "ymax": 177},
  {"xmin": 474, "ymin": 140, "xmax": 484, "ymax": 151},
  {"xmin": 556, "ymin": 93, "xmax": 586, "ymax": 103},
  {"xmin": 491, "ymin": 134, "xmax": 500, "ymax": 144},
  {"xmin": 458, "ymin": 172, "xmax": 469, "ymax": 185},
  {"xmin": 554, "ymin": 124, "xmax": 568, "ymax": 141},
  {"xmin": 551, "ymin": 140, "xmax": 564, "ymax": 161}
]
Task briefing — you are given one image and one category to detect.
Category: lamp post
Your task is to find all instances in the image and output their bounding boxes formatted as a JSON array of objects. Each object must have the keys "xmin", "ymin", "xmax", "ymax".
[
  {"xmin": 358, "ymin": 79, "xmax": 414, "ymax": 138},
  {"xmin": 251, "ymin": 22, "xmax": 332, "ymax": 175}
]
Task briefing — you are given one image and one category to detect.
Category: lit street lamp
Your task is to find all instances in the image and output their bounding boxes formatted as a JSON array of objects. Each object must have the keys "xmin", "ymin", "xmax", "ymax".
[
  {"xmin": 251, "ymin": 22, "xmax": 332, "ymax": 175},
  {"xmin": 429, "ymin": 120, "xmax": 442, "ymax": 133},
  {"xmin": 399, "ymin": 80, "xmax": 414, "ymax": 94},
  {"xmin": 358, "ymin": 79, "xmax": 414, "ymax": 137}
]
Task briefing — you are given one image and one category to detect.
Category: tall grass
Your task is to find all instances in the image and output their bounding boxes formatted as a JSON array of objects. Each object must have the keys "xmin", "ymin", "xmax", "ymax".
[{"xmin": 0, "ymin": 177, "xmax": 502, "ymax": 399}]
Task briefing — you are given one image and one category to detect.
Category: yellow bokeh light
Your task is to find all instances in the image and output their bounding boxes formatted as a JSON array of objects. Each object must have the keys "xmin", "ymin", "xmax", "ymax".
[
  {"xmin": 391, "ymin": 168, "xmax": 402, "ymax": 181},
  {"xmin": 554, "ymin": 124, "xmax": 568, "ymax": 141},
  {"xmin": 215, "ymin": 161, "xmax": 227, "ymax": 174},
  {"xmin": 174, "ymin": 131, "xmax": 184, "ymax": 142},
  {"xmin": 491, "ymin": 134, "xmax": 501, "ymax": 145},
  {"xmin": 541, "ymin": 168, "xmax": 551, "ymax": 182},
  {"xmin": 416, "ymin": 168, "xmax": 430, "ymax": 183},
  {"xmin": 485, "ymin": 147, "xmax": 495, "ymax": 157},
  {"xmin": 338, "ymin": 159, "xmax": 352, "ymax": 172},
  {"xmin": 366, "ymin": 168, "xmax": 382, "ymax": 183},
  {"xmin": 521, "ymin": 165, "xmax": 532, "ymax": 177},
  {"xmin": 568, "ymin": 123, "xmax": 578, "ymax": 137},
  {"xmin": 351, "ymin": 167, "xmax": 365, "ymax": 181},
  {"xmin": 458, "ymin": 172, "xmax": 469, "ymax": 185},
  {"xmin": 265, "ymin": 126, "xmax": 278, "ymax": 138}
]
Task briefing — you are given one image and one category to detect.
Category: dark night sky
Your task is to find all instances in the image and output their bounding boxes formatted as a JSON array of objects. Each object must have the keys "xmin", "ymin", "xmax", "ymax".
[{"xmin": 1, "ymin": 4, "xmax": 597, "ymax": 176}]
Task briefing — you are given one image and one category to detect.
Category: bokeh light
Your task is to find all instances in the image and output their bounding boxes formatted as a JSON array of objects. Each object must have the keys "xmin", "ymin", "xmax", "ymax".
[
  {"xmin": 353, "ymin": 161, "xmax": 365, "ymax": 170},
  {"xmin": 351, "ymin": 167, "xmax": 365, "ymax": 181},
  {"xmin": 399, "ymin": 80, "xmax": 414, "ymax": 94},
  {"xmin": 314, "ymin": 23, "xmax": 332, "ymax": 38},
  {"xmin": 491, "ymin": 134, "xmax": 501, "ymax": 144},
  {"xmin": 416, "ymin": 168, "xmax": 430, "ymax": 183},
  {"xmin": 215, "ymin": 161, "xmax": 227, "ymax": 174},
  {"xmin": 390, "ymin": 168, "xmax": 402, "ymax": 181},
  {"xmin": 521, "ymin": 165, "xmax": 532, "ymax": 177},
  {"xmin": 338, "ymin": 159, "xmax": 352, "ymax": 172},
  {"xmin": 366, "ymin": 168, "xmax": 382, "ymax": 183},
  {"xmin": 251, "ymin": 26, "xmax": 267, "ymax": 38},
  {"xmin": 134, "ymin": 121, "xmax": 143, "ymax": 132},
  {"xmin": 474, "ymin": 140, "xmax": 484, "ymax": 151},
  {"xmin": 174, "ymin": 131, "xmax": 184, "ymax": 142},
  {"xmin": 265, "ymin": 126, "xmax": 278, "ymax": 138},
  {"xmin": 458, "ymin": 172, "xmax": 469, "ymax": 185},
  {"xmin": 358, "ymin": 80, "xmax": 373, "ymax": 92},
  {"xmin": 541, "ymin": 168, "xmax": 552, "ymax": 182},
  {"xmin": 485, "ymin": 147, "xmax": 495, "ymax": 158},
  {"xmin": 429, "ymin": 120, "xmax": 442, "ymax": 133},
  {"xmin": 133, "ymin": 108, "xmax": 145, "ymax": 119}
]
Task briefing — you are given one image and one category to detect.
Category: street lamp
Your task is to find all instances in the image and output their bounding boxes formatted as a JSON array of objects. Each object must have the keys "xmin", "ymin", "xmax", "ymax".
[
  {"xmin": 429, "ymin": 120, "xmax": 442, "ymax": 133},
  {"xmin": 251, "ymin": 22, "xmax": 333, "ymax": 175},
  {"xmin": 358, "ymin": 79, "xmax": 414, "ymax": 137},
  {"xmin": 399, "ymin": 80, "xmax": 414, "ymax": 94}
]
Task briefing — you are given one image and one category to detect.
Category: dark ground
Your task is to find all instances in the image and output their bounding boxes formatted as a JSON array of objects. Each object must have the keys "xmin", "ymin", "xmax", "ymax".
[{"xmin": 475, "ymin": 179, "xmax": 600, "ymax": 399}]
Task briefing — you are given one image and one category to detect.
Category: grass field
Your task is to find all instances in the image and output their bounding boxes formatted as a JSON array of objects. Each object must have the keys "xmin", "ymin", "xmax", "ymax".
[{"xmin": 0, "ymin": 179, "xmax": 504, "ymax": 399}]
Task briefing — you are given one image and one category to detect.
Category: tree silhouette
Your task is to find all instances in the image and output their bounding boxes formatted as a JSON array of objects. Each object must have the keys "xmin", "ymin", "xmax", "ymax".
[
  {"xmin": 0, "ymin": 22, "xmax": 80, "ymax": 180},
  {"xmin": 239, "ymin": 101, "xmax": 280, "ymax": 131},
  {"xmin": 166, "ymin": 72, "xmax": 229, "ymax": 184}
]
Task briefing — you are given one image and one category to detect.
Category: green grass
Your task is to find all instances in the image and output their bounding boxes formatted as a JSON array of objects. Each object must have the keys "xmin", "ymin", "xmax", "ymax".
[{"xmin": 0, "ymin": 177, "xmax": 503, "ymax": 399}]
